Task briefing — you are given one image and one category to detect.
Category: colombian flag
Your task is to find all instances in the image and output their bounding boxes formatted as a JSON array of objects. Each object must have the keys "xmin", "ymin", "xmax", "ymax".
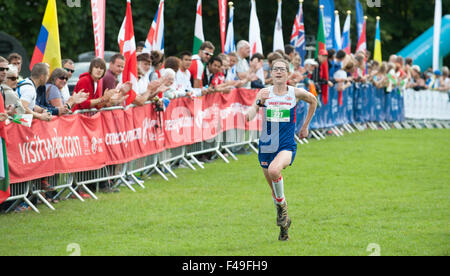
[
  {"xmin": 30, "ymin": 0, "xmax": 61, "ymax": 72},
  {"xmin": 373, "ymin": 16, "xmax": 382, "ymax": 64}
]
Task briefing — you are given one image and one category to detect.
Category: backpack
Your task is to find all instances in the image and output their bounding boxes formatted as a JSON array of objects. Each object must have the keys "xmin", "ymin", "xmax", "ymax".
[{"xmin": 16, "ymin": 80, "xmax": 33, "ymax": 98}]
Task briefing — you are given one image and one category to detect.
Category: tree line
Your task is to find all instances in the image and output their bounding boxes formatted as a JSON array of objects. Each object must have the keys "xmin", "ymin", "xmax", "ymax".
[{"xmin": 0, "ymin": 0, "xmax": 448, "ymax": 64}]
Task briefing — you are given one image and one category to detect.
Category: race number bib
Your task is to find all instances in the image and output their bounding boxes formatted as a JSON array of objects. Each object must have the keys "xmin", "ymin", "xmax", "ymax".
[{"xmin": 266, "ymin": 107, "xmax": 290, "ymax": 122}]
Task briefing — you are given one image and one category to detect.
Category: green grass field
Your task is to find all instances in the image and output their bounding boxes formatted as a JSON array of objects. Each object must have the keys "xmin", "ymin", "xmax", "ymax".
[{"xmin": 1, "ymin": 129, "xmax": 449, "ymax": 256}]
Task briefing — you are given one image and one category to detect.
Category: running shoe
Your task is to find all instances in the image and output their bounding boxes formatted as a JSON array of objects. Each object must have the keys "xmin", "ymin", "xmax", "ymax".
[
  {"xmin": 276, "ymin": 202, "xmax": 289, "ymax": 227},
  {"xmin": 278, "ymin": 217, "xmax": 291, "ymax": 241}
]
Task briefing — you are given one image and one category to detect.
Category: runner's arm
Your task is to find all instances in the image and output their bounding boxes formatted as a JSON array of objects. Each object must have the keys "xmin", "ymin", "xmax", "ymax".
[{"xmin": 245, "ymin": 88, "xmax": 269, "ymax": 122}]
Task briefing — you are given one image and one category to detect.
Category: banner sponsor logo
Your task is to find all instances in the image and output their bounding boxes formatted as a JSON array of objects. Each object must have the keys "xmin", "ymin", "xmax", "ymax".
[{"xmin": 7, "ymin": 89, "xmax": 260, "ymax": 183}]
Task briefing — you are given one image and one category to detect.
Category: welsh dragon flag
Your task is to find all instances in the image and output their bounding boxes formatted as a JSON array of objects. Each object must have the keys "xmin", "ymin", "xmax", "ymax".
[
  {"xmin": 0, "ymin": 94, "xmax": 9, "ymax": 204},
  {"xmin": 193, "ymin": 0, "xmax": 204, "ymax": 55},
  {"xmin": 11, "ymin": 114, "xmax": 33, "ymax": 128}
]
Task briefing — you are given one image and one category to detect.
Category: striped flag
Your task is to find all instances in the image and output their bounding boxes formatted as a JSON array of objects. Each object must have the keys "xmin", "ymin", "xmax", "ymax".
[
  {"xmin": 334, "ymin": 10, "xmax": 342, "ymax": 50},
  {"xmin": 224, "ymin": 3, "xmax": 236, "ymax": 54},
  {"xmin": 0, "ymin": 92, "xmax": 9, "ymax": 204},
  {"xmin": 273, "ymin": 0, "xmax": 284, "ymax": 52},
  {"xmin": 373, "ymin": 16, "xmax": 382, "ymax": 63},
  {"xmin": 249, "ymin": 0, "xmax": 263, "ymax": 56},
  {"xmin": 29, "ymin": 0, "xmax": 61, "ymax": 72},
  {"xmin": 193, "ymin": 0, "xmax": 205, "ymax": 55},
  {"xmin": 341, "ymin": 11, "xmax": 351, "ymax": 54},
  {"xmin": 144, "ymin": 0, "xmax": 164, "ymax": 53},
  {"xmin": 118, "ymin": 0, "xmax": 137, "ymax": 106},
  {"xmin": 355, "ymin": 0, "xmax": 366, "ymax": 53},
  {"xmin": 290, "ymin": 0, "xmax": 306, "ymax": 65}
]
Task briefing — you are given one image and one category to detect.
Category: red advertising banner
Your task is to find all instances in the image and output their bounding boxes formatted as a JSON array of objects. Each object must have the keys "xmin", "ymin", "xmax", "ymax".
[
  {"xmin": 91, "ymin": 0, "xmax": 105, "ymax": 58},
  {"xmin": 218, "ymin": 0, "xmax": 227, "ymax": 53},
  {"xmin": 6, "ymin": 89, "xmax": 260, "ymax": 184}
]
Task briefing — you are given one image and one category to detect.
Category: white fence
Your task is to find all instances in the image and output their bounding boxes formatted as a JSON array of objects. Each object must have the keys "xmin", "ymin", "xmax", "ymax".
[{"xmin": 404, "ymin": 89, "xmax": 450, "ymax": 120}]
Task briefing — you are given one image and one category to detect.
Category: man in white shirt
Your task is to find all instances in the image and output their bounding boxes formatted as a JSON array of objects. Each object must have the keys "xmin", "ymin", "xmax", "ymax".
[
  {"xmin": 61, "ymin": 59, "xmax": 75, "ymax": 102},
  {"xmin": 18, "ymin": 63, "xmax": 52, "ymax": 121},
  {"xmin": 137, "ymin": 53, "xmax": 151, "ymax": 95},
  {"xmin": 177, "ymin": 51, "xmax": 203, "ymax": 97}
]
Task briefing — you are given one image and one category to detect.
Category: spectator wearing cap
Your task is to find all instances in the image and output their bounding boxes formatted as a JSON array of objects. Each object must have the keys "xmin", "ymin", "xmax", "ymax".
[{"xmin": 431, "ymin": 70, "xmax": 442, "ymax": 90}]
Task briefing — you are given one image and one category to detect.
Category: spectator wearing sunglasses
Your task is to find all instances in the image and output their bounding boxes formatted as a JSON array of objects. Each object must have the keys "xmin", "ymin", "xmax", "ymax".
[
  {"xmin": 0, "ymin": 61, "xmax": 25, "ymax": 116},
  {"xmin": 189, "ymin": 41, "xmax": 215, "ymax": 90},
  {"xmin": 41, "ymin": 68, "xmax": 89, "ymax": 115},
  {"xmin": 61, "ymin": 59, "xmax": 75, "ymax": 102}
]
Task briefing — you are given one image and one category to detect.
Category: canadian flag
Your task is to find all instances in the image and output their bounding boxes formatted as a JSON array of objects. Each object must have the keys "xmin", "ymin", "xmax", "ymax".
[{"xmin": 118, "ymin": 0, "xmax": 137, "ymax": 105}]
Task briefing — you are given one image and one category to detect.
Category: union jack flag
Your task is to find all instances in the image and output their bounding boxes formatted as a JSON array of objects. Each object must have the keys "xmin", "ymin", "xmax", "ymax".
[
  {"xmin": 143, "ymin": 0, "xmax": 164, "ymax": 53},
  {"xmin": 290, "ymin": 1, "xmax": 306, "ymax": 65}
]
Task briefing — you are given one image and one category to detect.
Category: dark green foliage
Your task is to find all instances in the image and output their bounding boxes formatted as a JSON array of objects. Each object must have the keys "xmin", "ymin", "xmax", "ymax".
[{"xmin": 0, "ymin": 0, "xmax": 448, "ymax": 62}]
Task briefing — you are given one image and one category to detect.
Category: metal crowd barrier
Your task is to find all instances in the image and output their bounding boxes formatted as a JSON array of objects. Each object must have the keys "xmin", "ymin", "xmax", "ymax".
[
  {"xmin": 3, "ymin": 181, "xmax": 33, "ymax": 213},
  {"xmin": 186, "ymin": 139, "xmax": 229, "ymax": 169},
  {"xmin": 2, "ymin": 174, "xmax": 77, "ymax": 213},
  {"xmin": 220, "ymin": 129, "xmax": 255, "ymax": 161},
  {"xmin": 73, "ymin": 108, "xmax": 100, "ymax": 117},
  {"xmin": 72, "ymin": 163, "xmax": 134, "ymax": 199},
  {"xmin": 158, "ymin": 146, "xmax": 196, "ymax": 178},
  {"xmin": 127, "ymin": 153, "xmax": 168, "ymax": 182}
]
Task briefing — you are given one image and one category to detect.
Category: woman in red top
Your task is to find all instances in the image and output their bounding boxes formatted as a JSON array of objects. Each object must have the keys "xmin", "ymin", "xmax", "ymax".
[{"xmin": 72, "ymin": 58, "xmax": 109, "ymax": 112}]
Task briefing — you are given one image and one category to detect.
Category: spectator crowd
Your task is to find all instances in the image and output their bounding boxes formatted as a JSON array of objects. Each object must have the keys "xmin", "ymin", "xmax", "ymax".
[
  {"xmin": 2, "ymin": 41, "xmax": 450, "ymax": 123},
  {"xmin": 1, "ymin": 40, "xmax": 449, "ymax": 211}
]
